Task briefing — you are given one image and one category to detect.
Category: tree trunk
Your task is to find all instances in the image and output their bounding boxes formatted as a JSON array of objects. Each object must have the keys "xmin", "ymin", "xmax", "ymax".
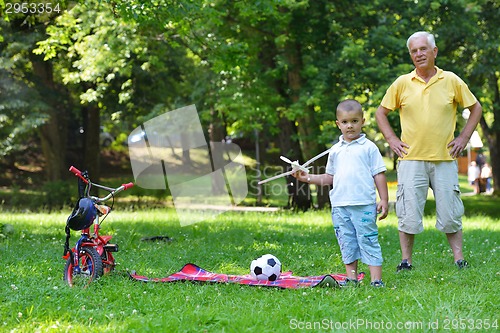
[
  {"xmin": 208, "ymin": 107, "xmax": 226, "ymax": 195},
  {"xmin": 479, "ymin": 72, "xmax": 500, "ymax": 195},
  {"xmin": 256, "ymin": 37, "xmax": 311, "ymax": 209},
  {"xmin": 490, "ymin": 76, "xmax": 500, "ymax": 195},
  {"xmin": 31, "ymin": 58, "xmax": 67, "ymax": 181},
  {"xmin": 313, "ymin": 155, "xmax": 332, "ymax": 209},
  {"xmin": 489, "ymin": 134, "xmax": 499, "ymax": 195},
  {"xmin": 277, "ymin": 116, "xmax": 311, "ymax": 211},
  {"xmin": 283, "ymin": 41, "xmax": 318, "ymax": 210},
  {"xmin": 39, "ymin": 121, "xmax": 65, "ymax": 181},
  {"xmin": 83, "ymin": 105, "xmax": 101, "ymax": 180}
]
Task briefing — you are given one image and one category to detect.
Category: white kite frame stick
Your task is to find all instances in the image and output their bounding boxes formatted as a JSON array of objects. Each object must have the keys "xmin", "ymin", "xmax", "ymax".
[{"xmin": 257, "ymin": 148, "xmax": 332, "ymax": 185}]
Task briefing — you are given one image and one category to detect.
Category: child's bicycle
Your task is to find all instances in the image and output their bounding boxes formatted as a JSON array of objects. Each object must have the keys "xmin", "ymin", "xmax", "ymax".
[{"xmin": 63, "ymin": 166, "xmax": 133, "ymax": 287}]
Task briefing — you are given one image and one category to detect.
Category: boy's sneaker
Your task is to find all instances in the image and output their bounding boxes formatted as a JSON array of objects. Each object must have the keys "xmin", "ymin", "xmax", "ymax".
[
  {"xmin": 456, "ymin": 259, "xmax": 469, "ymax": 269},
  {"xmin": 370, "ymin": 280, "xmax": 384, "ymax": 288},
  {"xmin": 396, "ymin": 259, "xmax": 413, "ymax": 272}
]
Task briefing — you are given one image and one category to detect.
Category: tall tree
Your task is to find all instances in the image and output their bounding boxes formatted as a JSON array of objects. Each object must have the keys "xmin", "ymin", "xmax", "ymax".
[
  {"xmin": 107, "ymin": 0, "xmax": 500, "ymax": 202},
  {"xmin": 35, "ymin": 0, "xmax": 198, "ymax": 178},
  {"xmin": 0, "ymin": 7, "xmax": 70, "ymax": 181},
  {"xmin": 364, "ymin": 0, "xmax": 500, "ymax": 194},
  {"xmin": 4, "ymin": 0, "xmax": 499, "ymax": 200}
]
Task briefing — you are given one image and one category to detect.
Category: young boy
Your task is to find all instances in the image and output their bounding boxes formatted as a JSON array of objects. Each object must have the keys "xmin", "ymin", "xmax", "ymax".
[{"xmin": 294, "ymin": 99, "xmax": 388, "ymax": 287}]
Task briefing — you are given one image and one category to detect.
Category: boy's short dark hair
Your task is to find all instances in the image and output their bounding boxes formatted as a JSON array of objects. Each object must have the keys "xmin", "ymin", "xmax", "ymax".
[{"xmin": 336, "ymin": 99, "xmax": 363, "ymax": 116}]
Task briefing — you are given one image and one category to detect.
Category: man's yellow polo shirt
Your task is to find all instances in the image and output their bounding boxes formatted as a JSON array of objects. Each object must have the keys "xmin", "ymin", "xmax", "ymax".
[{"xmin": 381, "ymin": 66, "xmax": 478, "ymax": 161}]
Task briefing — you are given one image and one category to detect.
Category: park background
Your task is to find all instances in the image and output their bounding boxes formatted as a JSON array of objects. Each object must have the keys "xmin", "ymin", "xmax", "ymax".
[{"xmin": 1, "ymin": 1, "xmax": 499, "ymax": 332}]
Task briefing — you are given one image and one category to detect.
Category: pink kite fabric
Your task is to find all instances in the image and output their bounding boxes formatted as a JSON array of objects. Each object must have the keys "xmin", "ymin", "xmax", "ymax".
[{"xmin": 129, "ymin": 263, "xmax": 365, "ymax": 289}]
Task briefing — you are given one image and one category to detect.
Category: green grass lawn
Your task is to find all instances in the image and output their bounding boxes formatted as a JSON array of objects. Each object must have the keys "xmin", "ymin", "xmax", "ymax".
[{"xmin": 1, "ymin": 197, "xmax": 499, "ymax": 332}]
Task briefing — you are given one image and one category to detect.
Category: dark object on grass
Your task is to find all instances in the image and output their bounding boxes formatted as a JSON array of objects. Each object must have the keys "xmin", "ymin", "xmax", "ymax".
[
  {"xmin": 396, "ymin": 259, "xmax": 413, "ymax": 272},
  {"xmin": 456, "ymin": 259, "xmax": 469, "ymax": 269},
  {"xmin": 141, "ymin": 236, "xmax": 173, "ymax": 242}
]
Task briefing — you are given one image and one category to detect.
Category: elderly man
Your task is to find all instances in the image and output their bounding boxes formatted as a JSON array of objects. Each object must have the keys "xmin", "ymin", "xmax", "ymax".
[{"xmin": 376, "ymin": 31, "xmax": 482, "ymax": 271}]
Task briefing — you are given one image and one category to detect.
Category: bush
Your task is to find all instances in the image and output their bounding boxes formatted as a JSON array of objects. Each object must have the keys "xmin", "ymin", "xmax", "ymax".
[
  {"xmin": 42, "ymin": 180, "xmax": 72, "ymax": 210},
  {"xmin": 0, "ymin": 223, "xmax": 14, "ymax": 240}
]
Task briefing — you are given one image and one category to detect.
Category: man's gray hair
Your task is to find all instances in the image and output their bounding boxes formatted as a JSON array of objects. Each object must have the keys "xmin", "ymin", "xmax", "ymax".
[{"xmin": 407, "ymin": 31, "xmax": 436, "ymax": 51}]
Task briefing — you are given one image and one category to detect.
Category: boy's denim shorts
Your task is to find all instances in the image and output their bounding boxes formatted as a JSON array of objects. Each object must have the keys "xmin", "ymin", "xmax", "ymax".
[
  {"xmin": 332, "ymin": 204, "xmax": 383, "ymax": 266},
  {"xmin": 396, "ymin": 160, "xmax": 464, "ymax": 234}
]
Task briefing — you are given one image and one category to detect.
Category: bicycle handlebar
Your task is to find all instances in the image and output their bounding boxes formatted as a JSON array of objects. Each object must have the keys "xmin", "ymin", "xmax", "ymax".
[
  {"xmin": 69, "ymin": 166, "xmax": 134, "ymax": 202},
  {"xmin": 69, "ymin": 166, "xmax": 88, "ymax": 184}
]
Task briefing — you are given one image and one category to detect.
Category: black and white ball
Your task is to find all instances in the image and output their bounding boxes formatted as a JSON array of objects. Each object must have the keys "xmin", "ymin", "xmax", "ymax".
[{"xmin": 250, "ymin": 254, "xmax": 282, "ymax": 281}]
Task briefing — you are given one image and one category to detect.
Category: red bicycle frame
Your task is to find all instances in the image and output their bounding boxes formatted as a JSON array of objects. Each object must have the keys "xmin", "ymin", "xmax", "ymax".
[{"xmin": 63, "ymin": 166, "xmax": 133, "ymax": 286}]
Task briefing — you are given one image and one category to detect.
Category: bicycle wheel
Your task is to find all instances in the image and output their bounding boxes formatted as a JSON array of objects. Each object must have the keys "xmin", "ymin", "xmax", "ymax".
[{"xmin": 64, "ymin": 246, "xmax": 104, "ymax": 287}]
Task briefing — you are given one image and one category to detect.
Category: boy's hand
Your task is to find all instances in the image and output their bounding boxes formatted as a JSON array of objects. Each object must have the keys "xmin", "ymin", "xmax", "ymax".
[
  {"xmin": 377, "ymin": 200, "xmax": 389, "ymax": 220},
  {"xmin": 291, "ymin": 170, "xmax": 307, "ymax": 182}
]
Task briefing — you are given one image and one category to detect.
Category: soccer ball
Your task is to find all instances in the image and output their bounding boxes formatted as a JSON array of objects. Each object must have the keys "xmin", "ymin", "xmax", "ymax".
[{"xmin": 250, "ymin": 254, "xmax": 282, "ymax": 281}]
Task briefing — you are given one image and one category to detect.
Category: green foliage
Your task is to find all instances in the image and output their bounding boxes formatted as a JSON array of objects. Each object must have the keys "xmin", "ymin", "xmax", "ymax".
[
  {"xmin": 0, "ymin": 222, "xmax": 14, "ymax": 239},
  {"xmin": 2, "ymin": 0, "xmax": 500, "ymax": 193},
  {"xmin": 0, "ymin": 21, "xmax": 51, "ymax": 156},
  {"xmin": 0, "ymin": 0, "xmax": 78, "ymax": 157}
]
